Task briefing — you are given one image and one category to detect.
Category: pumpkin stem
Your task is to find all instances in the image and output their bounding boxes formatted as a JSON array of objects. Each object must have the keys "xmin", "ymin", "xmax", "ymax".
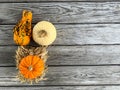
[
  {"xmin": 38, "ymin": 30, "xmax": 47, "ymax": 38},
  {"xmin": 28, "ymin": 65, "xmax": 33, "ymax": 71}
]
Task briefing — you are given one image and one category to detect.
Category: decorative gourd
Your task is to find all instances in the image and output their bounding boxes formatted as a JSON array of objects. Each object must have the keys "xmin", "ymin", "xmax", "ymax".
[
  {"xmin": 33, "ymin": 21, "xmax": 57, "ymax": 46},
  {"xmin": 13, "ymin": 10, "xmax": 32, "ymax": 46},
  {"xmin": 19, "ymin": 55, "xmax": 45, "ymax": 79}
]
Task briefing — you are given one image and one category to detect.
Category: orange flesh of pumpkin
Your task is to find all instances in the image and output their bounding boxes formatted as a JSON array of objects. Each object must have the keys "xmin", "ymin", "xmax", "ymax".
[
  {"xmin": 19, "ymin": 55, "xmax": 45, "ymax": 79},
  {"xmin": 13, "ymin": 10, "xmax": 32, "ymax": 46}
]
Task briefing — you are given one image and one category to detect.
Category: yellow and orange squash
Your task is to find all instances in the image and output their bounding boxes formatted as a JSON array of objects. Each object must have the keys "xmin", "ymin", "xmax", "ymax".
[{"xmin": 13, "ymin": 10, "xmax": 32, "ymax": 46}]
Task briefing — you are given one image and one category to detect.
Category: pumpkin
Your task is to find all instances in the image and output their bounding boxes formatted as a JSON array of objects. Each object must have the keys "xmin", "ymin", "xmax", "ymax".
[
  {"xmin": 13, "ymin": 10, "xmax": 32, "ymax": 46},
  {"xmin": 19, "ymin": 55, "xmax": 45, "ymax": 79},
  {"xmin": 33, "ymin": 21, "xmax": 57, "ymax": 46}
]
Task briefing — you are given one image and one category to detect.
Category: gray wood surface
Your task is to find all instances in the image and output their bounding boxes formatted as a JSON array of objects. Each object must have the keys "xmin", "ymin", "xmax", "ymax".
[
  {"xmin": 0, "ymin": 2, "xmax": 120, "ymax": 24},
  {"xmin": 0, "ymin": 0, "xmax": 118, "ymax": 2},
  {"xmin": 1, "ymin": 45, "xmax": 120, "ymax": 66},
  {"xmin": 1, "ymin": 86, "xmax": 120, "ymax": 90},
  {"xmin": 0, "ymin": 66, "xmax": 120, "ymax": 85},
  {"xmin": 1, "ymin": 24, "xmax": 120, "ymax": 45},
  {"xmin": 0, "ymin": 0, "xmax": 119, "ymax": 89}
]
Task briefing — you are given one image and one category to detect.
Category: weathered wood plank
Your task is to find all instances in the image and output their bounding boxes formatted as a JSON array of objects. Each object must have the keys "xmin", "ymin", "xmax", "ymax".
[
  {"xmin": 0, "ymin": 0, "xmax": 117, "ymax": 2},
  {"xmin": 1, "ymin": 24, "xmax": 120, "ymax": 45},
  {"xmin": 49, "ymin": 45, "xmax": 120, "ymax": 65},
  {"xmin": 1, "ymin": 45, "xmax": 120, "ymax": 66},
  {"xmin": 1, "ymin": 66, "xmax": 120, "ymax": 85},
  {"xmin": 1, "ymin": 86, "xmax": 120, "ymax": 90},
  {"xmin": 0, "ymin": 2, "xmax": 120, "ymax": 24}
]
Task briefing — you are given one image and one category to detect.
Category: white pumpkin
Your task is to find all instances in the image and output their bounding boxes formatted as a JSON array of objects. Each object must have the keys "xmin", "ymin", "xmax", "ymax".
[{"xmin": 33, "ymin": 21, "xmax": 57, "ymax": 46}]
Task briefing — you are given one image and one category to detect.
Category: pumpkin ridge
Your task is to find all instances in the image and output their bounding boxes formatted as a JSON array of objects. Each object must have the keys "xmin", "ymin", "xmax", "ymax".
[
  {"xmin": 31, "ymin": 55, "xmax": 34, "ymax": 65},
  {"xmin": 25, "ymin": 71, "xmax": 30, "ymax": 79},
  {"xmin": 32, "ymin": 56, "xmax": 41, "ymax": 66},
  {"xmin": 30, "ymin": 72, "xmax": 35, "ymax": 79},
  {"xmin": 31, "ymin": 71, "xmax": 36, "ymax": 78},
  {"xmin": 21, "ymin": 57, "xmax": 29, "ymax": 67},
  {"xmin": 25, "ymin": 56, "xmax": 31, "ymax": 66},
  {"xmin": 20, "ymin": 70, "xmax": 28, "ymax": 76},
  {"xmin": 34, "ymin": 63, "xmax": 44, "ymax": 69},
  {"xmin": 27, "ymin": 71, "xmax": 31, "ymax": 79},
  {"xmin": 26, "ymin": 55, "xmax": 33, "ymax": 66},
  {"xmin": 34, "ymin": 60, "xmax": 44, "ymax": 68},
  {"xmin": 32, "ymin": 71, "xmax": 41, "ymax": 77},
  {"xmin": 19, "ymin": 65, "xmax": 27, "ymax": 71},
  {"xmin": 20, "ymin": 64, "xmax": 28, "ymax": 69}
]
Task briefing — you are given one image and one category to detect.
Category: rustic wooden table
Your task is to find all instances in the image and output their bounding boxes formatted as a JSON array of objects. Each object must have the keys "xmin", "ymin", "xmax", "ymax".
[{"xmin": 0, "ymin": 0, "xmax": 120, "ymax": 90}]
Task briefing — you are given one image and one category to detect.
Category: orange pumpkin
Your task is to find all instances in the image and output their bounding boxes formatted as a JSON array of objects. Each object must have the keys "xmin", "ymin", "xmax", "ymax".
[
  {"xmin": 13, "ymin": 10, "xmax": 32, "ymax": 46},
  {"xmin": 19, "ymin": 55, "xmax": 45, "ymax": 79}
]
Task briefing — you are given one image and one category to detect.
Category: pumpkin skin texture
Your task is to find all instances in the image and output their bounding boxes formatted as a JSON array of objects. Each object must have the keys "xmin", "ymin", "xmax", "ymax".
[
  {"xmin": 13, "ymin": 10, "xmax": 32, "ymax": 46},
  {"xmin": 19, "ymin": 55, "xmax": 45, "ymax": 79},
  {"xmin": 33, "ymin": 21, "xmax": 57, "ymax": 46}
]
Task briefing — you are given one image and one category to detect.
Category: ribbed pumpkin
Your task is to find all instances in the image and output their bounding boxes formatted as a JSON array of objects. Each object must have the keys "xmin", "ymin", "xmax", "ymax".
[
  {"xmin": 13, "ymin": 10, "xmax": 32, "ymax": 46},
  {"xmin": 33, "ymin": 21, "xmax": 57, "ymax": 46},
  {"xmin": 19, "ymin": 55, "xmax": 45, "ymax": 79}
]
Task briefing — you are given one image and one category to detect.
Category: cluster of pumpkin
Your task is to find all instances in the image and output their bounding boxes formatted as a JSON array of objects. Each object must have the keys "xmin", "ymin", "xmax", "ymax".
[
  {"xmin": 13, "ymin": 10, "xmax": 56, "ymax": 46},
  {"xmin": 13, "ymin": 10, "xmax": 56, "ymax": 83}
]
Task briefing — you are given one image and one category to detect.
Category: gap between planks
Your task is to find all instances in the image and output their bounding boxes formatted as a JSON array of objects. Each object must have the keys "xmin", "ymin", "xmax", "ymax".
[{"xmin": 1, "ymin": 45, "xmax": 120, "ymax": 66}]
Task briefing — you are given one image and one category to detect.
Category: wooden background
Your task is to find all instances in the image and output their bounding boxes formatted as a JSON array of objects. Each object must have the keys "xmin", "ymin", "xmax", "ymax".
[{"xmin": 0, "ymin": 0, "xmax": 120, "ymax": 90}]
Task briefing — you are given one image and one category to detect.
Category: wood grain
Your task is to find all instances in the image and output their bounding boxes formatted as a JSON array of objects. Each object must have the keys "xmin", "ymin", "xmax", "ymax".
[
  {"xmin": 0, "ymin": 0, "xmax": 118, "ymax": 2},
  {"xmin": 1, "ymin": 45, "xmax": 120, "ymax": 66},
  {"xmin": 1, "ymin": 66, "xmax": 120, "ymax": 86},
  {"xmin": 0, "ymin": 2, "xmax": 120, "ymax": 24},
  {"xmin": 1, "ymin": 24, "xmax": 120, "ymax": 45},
  {"xmin": 1, "ymin": 86, "xmax": 120, "ymax": 90},
  {"xmin": 0, "ymin": 0, "xmax": 120, "ymax": 88}
]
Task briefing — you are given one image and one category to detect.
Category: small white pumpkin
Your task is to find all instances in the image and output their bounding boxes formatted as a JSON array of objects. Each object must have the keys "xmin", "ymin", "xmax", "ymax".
[{"xmin": 33, "ymin": 21, "xmax": 57, "ymax": 46}]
